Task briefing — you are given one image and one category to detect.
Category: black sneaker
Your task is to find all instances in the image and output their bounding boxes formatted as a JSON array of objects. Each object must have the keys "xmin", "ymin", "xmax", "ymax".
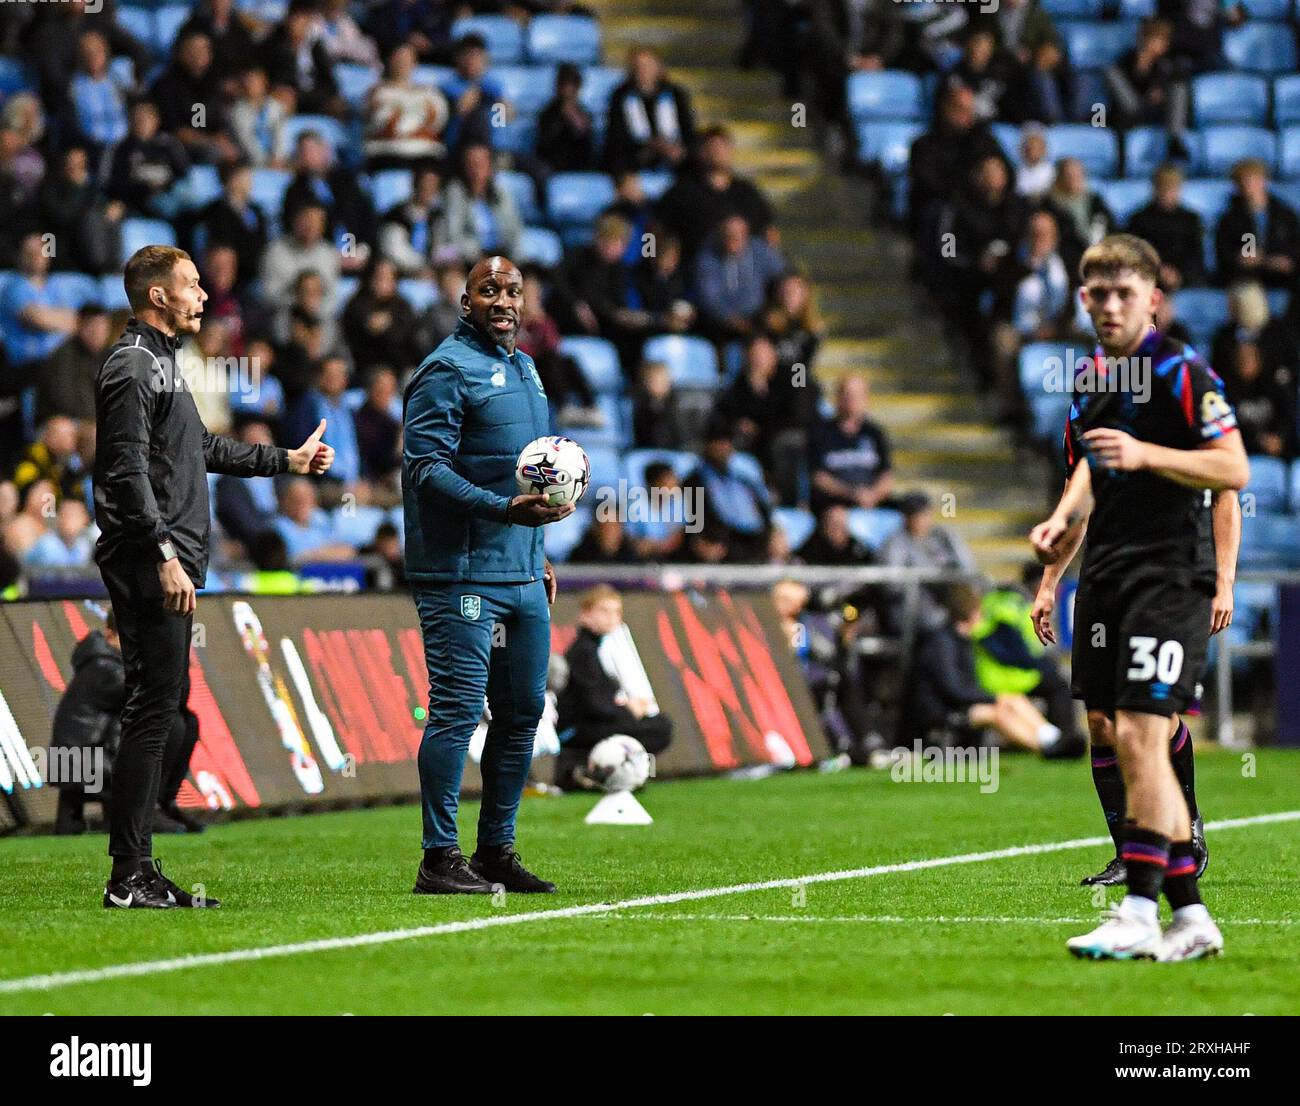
[
  {"xmin": 146, "ymin": 859, "xmax": 220, "ymax": 908},
  {"xmin": 413, "ymin": 846, "xmax": 500, "ymax": 894},
  {"xmin": 1192, "ymin": 814, "xmax": 1209, "ymax": 879},
  {"xmin": 103, "ymin": 868, "xmax": 177, "ymax": 909},
  {"xmin": 1080, "ymin": 856, "xmax": 1127, "ymax": 887},
  {"xmin": 470, "ymin": 844, "xmax": 556, "ymax": 893}
]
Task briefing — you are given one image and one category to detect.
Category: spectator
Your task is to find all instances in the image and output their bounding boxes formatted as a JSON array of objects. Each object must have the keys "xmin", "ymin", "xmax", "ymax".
[
  {"xmin": 361, "ymin": 519, "xmax": 407, "ymax": 589},
  {"xmin": 364, "ymin": 0, "xmax": 456, "ymax": 64},
  {"xmin": 180, "ymin": 318, "xmax": 236, "ymax": 435},
  {"xmin": 682, "ymin": 416, "xmax": 773, "ymax": 563},
  {"xmin": 260, "ymin": 202, "xmax": 341, "ymax": 320},
  {"xmin": 1106, "ymin": 17, "xmax": 1190, "ymax": 153},
  {"xmin": 196, "ymin": 159, "xmax": 268, "ymax": 287},
  {"xmin": 0, "ymin": 94, "xmax": 47, "ymax": 206},
  {"xmin": 149, "ymin": 27, "xmax": 239, "ymax": 163},
  {"xmin": 215, "ymin": 417, "xmax": 282, "ymax": 547},
  {"xmin": 285, "ymin": 353, "xmax": 363, "ymax": 488},
  {"xmin": 439, "ymin": 32, "xmax": 509, "ymax": 153},
  {"xmin": 37, "ymin": 144, "xmax": 120, "ymax": 276},
  {"xmin": 631, "ymin": 359, "xmax": 687, "ymax": 450},
  {"xmin": 274, "ymin": 477, "xmax": 355, "ymax": 561},
  {"xmin": 318, "ymin": 0, "xmax": 381, "ymax": 69},
  {"xmin": 808, "ymin": 373, "xmax": 893, "ymax": 515},
  {"xmin": 516, "ymin": 268, "xmax": 600, "ymax": 422},
  {"xmin": 342, "ymin": 254, "xmax": 417, "ymax": 375},
  {"xmin": 67, "ymin": 29, "xmax": 128, "ymax": 153},
  {"xmin": 760, "ymin": 270, "xmax": 825, "ymax": 423},
  {"xmin": 0, "ymin": 232, "xmax": 78, "ymax": 374},
  {"xmin": 626, "ymin": 461, "xmax": 688, "ymax": 561},
  {"xmin": 603, "ymin": 46, "xmax": 694, "ymax": 175},
  {"xmin": 805, "ymin": 0, "xmax": 906, "ymax": 128},
  {"xmin": 1213, "ymin": 283, "xmax": 1296, "ymax": 459},
  {"xmin": 22, "ymin": 2, "xmax": 150, "ymax": 111},
  {"xmin": 1214, "ymin": 159, "xmax": 1300, "ymax": 290},
  {"xmin": 411, "ymin": 260, "xmax": 467, "ymax": 352},
  {"xmin": 104, "ymin": 98, "xmax": 190, "ymax": 219},
  {"xmin": 568, "ymin": 515, "xmax": 642, "ymax": 564},
  {"xmin": 262, "ymin": 0, "xmax": 346, "ymax": 118},
  {"xmin": 604, "ymin": 170, "xmax": 654, "ymax": 267},
  {"xmin": 4, "ymin": 478, "xmax": 59, "ymax": 560},
  {"xmin": 1128, "ymin": 163, "xmax": 1207, "ymax": 290},
  {"xmin": 631, "ymin": 229, "xmax": 696, "ymax": 336},
  {"xmin": 229, "ymin": 65, "xmax": 289, "ymax": 168},
  {"xmin": 880, "ymin": 491, "xmax": 978, "ymax": 633},
  {"xmin": 379, "ymin": 163, "xmax": 446, "ymax": 276},
  {"xmin": 1044, "ymin": 157, "xmax": 1113, "ymax": 280},
  {"xmin": 24, "ymin": 498, "xmax": 93, "ymax": 568},
  {"xmin": 273, "ymin": 268, "xmax": 340, "ymax": 350},
  {"xmin": 282, "ymin": 130, "xmax": 377, "ymax": 264},
  {"xmin": 714, "ymin": 333, "xmax": 787, "ymax": 467},
  {"xmin": 438, "ymin": 141, "xmax": 524, "ymax": 262},
  {"xmin": 1014, "ymin": 22, "xmax": 1070, "ymax": 123},
  {"xmin": 990, "ymin": 0, "xmax": 1062, "ymax": 66},
  {"xmin": 36, "ymin": 304, "xmax": 111, "ymax": 425},
  {"xmin": 555, "ymin": 584, "xmax": 673, "ymax": 788},
  {"xmin": 227, "ymin": 335, "xmax": 286, "ymax": 429},
  {"xmin": 354, "ymin": 367, "xmax": 402, "ymax": 484},
  {"xmin": 693, "ymin": 213, "xmax": 788, "ymax": 343},
  {"xmin": 795, "ymin": 503, "xmax": 872, "ymax": 566},
  {"xmin": 538, "ymin": 62, "xmax": 595, "ymax": 173},
  {"xmin": 553, "ymin": 213, "xmax": 636, "ymax": 347},
  {"xmin": 200, "ymin": 243, "xmax": 250, "ymax": 350},
  {"xmin": 364, "ymin": 42, "xmax": 450, "ymax": 171},
  {"xmin": 1014, "ymin": 124, "xmax": 1053, "ymax": 201},
  {"xmin": 946, "ymin": 24, "xmax": 1016, "ymax": 124},
  {"xmin": 657, "ymin": 126, "xmax": 774, "ymax": 257},
  {"xmin": 1160, "ymin": 0, "xmax": 1245, "ymax": 75},
  {"xmin": 179, "ymin": 0, "xmax": 260, "ymax": 92},
  {"xmin": 13, "ymin": 415, "xmax": 88, "ymax": 504}
]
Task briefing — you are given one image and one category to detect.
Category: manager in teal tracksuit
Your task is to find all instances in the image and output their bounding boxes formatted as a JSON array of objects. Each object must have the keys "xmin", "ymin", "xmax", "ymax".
[{"xmin": 403, "ymin": 256, "xmax": 572, "ymax": 895}]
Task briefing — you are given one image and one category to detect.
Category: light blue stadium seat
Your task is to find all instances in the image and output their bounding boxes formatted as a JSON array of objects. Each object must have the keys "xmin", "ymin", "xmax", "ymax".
[
  {"xmin": 329, "ymin": 504, "xmax": 387, "ymax": 547},
  {"xmin": 1042, "ymin": 0, "xmax": 1104, "ymax": 16},
  {"xmin": 1266, "ymin": 287, "xmax": 1291, "ymax": 318},
  {"xmin": 1223, "ymin": 22, "xmax": 1297, "ymax": 74},
  {"xmin": 1046, "ymin": 124, "xmax": 1119, "ymax": 177},
  {"xmin": 517, "ymin": 225, "xmax": 563, "ymax": 267},
  {"xmin": 1289, "ymin": 460, "xmax": 1300, "ymax": 513},
  {"xmin": 109, "ymin": 55, "xmax": 135, "ymax": 90},
  {"xmin": 1274, "ymin": 75, "xmax": 1300, "ymax": 126},
  {"xmin": 117, "ymin": 7, "xmax": 156, "ymax": 53},
  {"xmin": 1169, "ymin": 288, "xmax": 1229, "ymax": 351},
  {"xmin": 1280, "ymin": 126, "xmax": 1300, "ymax": 179},
  {"xmin": 1200, "ymin": 125, "xmax": 1278, "ymax": 176},
  {"xmin": 494, "ymin": 114, "xmax": 538, "ymax": 156},
  {"xmin": 578, "ymin": 66, "xmax": 624, "ymax": 120},
  {"xmin": 582, "ymin": 444, "xmax": 621, "ymax": 496},
  {"xmin": 639, "ymin": 170, "xmax": 675, "ymax": 201},
  {"xmin": 250, "ymin": 168, "xmax": 292, "ymax": 217},
  {"xmin": 1238, "ymin": 0, "xmax": 1292, "ymax": 15},
  {"xmin": 543, "ymin": 503, "xmax": 591, "ymax": 562},
  {"xmin": 0, "ymin": 57, "xmax": 33, "ymax": 98},
  {"xmin": 642, "ymin": 334, "xmax": 719, "ymax": 389},
  {"xmin": 856, "ymin": 120, "xmax": 925, "ymax": 175},
  {"xmin": 1178, "ymin": 178, "xmax": 1234, "ymax": 227},
  {"xmin": 1272, "ymin": 180, "xmax": 1300, "ymax": 214},
  {"xmin": 989, "ymin": 122, "xmax": 1022, "ymax": 164},
  {"xmin": 397, "ymin": 278, "xmax": 439, "ymax": 314},
  {"xmin": 335, "ymin": 63, "xmax": 379, "ymax": 110},
  {"xmin": 277, "ymin": 115, "xmax": 351, "ymax": 161},
  {"xmin": 1116, "ymin": 0, "xmax": 1156, "ymax": 15},
  {"xmin": 1238, "ymin": 511, "xmax": 1296, "ymax": 568},
  {"xmin": 847, "ymin": 507, "xmax": 904, "ymax": 551},
  {"xmin": 729, "ymin": 450, "xmax": 765, "ymax": 488},
  {"xmin": 369, "ymin": 168, "xmax": 413, "ymax": 214},
  {"xmin": 413, "ymin": 64, "xmax": 455, "ymax": 89},
  {"xmin": 497, "ymin": 169, "xmax": 540, "ymax": 224},
  {"xmin": 335, "ymin": 274, "xmax": 360, "ymax": 307},
  {"xmin": 1059, "ymin": 20, "xmax": 1137, "ymax": 68},
  {"xmin": 1245, "ymin": 455, "xmax": 1290, "ymax": 512},
  {"xmin": 1123, "ymin": 126, "xmax": 1199, "ymax": 179},
  {"xmin": 558, "ymin": 336, "xmax": 622, "ymax": 394},
  {"xmin": 1018, "ymin": 342, "xmax": 1073, "ymax": 396},
  {"xmin": 846, "ymin": 70, "xmax": 926, "ymax": 122},
  {"xmin": 527, "ymin": 15, "xmax": 602, "ymax": 65},
  {"xmin": 1029, "ymin": 392, "xmax": 1075, "ymax": 442},
  {"xmin": 1096, "ymin": 179, "xmax": 1152, "ymax": 226},
  {"xmin": 563, "ymin": 395, "xmax": 625, "ymax": 449},
  {"xmin": 546, "ymin": 171, "xmax": 616, "ymax": 230},
  {"xmin": 492, "ymin": 65, "xmax": 557, "ymax": 117},
  {"xmin": 154, "ymin": 4, "xmax": 189, "ymax": 54},
  {"xmin": 178, "ymin": 163, "xmax": 222, "ymax": 211},
  {"xmin": 46, "ymin": 272, "xmax": 101, "ymax": 309},
  {"xmin": 622, "ymin": 448, "xmax": 699, "ymax": 489},
  {"xmin": 451, "ymin": 15, "xmax": 525, "ymax": 63},
  {"xmin": 119, "ymin": 218, "xmax": 176, "ymax": 264},
  {"xmin": 98, "ymin": 274, "xmax": 130, "ymax": 311},
  {"xmin": 772, "ymin": 506, "xmax": 816, "ymax": 551},
  {"xmin": 1192, "ymin": 73, "xmax": 1270, "ymax": 125}
]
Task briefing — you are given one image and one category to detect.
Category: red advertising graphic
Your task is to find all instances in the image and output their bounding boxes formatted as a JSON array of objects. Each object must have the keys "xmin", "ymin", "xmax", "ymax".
[{"xmin": 179, "ymin": 650, "xmax": 262, "ymax": 811}]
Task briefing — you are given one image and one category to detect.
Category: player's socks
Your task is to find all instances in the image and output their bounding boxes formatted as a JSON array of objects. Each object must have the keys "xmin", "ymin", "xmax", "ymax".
[
  {"xmin": 1172, "ymin": 903, "xmax": 1211, "ymax": 924},
  {"xmin": 1162, "ymin": 840, "xmax": 1201, "ymax": 910},
  {"xmin": 1169, "ymin": 718, "xmax": 1199, "ymax": 820},
  {"xmin": 1090, "ymin": 746, "xmax": 1125, "ymax": 851},
  {"xmin": 111, "ymin": 856, "xmax": 144, "ymax": 883},
  {"xmin": 1120, "ymin": 823, "xmax": 1170, "ymax": 908}
]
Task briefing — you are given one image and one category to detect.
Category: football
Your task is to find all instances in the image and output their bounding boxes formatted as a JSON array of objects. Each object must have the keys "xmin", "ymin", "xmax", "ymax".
[
  {"xmin": 515, "ymin": 436, "xmax": 591, "ymax": 507},
  {"xmin": 586, "ymin": 735, "xmax": 652, "ymax": 793}
]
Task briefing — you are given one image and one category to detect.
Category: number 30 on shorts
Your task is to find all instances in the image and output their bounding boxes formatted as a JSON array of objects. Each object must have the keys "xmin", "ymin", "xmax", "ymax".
[{"xmin": 1125, "ymin": 636, "xmax": 1185, "ymax": 683}]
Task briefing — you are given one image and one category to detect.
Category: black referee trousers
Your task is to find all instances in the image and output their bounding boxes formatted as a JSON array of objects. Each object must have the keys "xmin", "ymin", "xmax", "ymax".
[{"xmin": 99, "ymin": 554, "xmax": 192, "ymax": 862}]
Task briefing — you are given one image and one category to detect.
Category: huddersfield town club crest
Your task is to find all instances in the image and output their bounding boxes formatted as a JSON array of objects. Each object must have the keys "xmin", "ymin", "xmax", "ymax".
[{"xmin": 461, "ymin": 594, "xmax": 482, "ymax": 620}]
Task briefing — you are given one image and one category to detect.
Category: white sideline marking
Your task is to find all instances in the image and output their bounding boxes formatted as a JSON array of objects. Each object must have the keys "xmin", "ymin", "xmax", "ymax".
[
  {"xmin": 2, "ymin": 809, "xmax": 1297, "ymax": 996},
  {"xmin": 595, "ymin": 913, "xmax": 1299, "ymax": 926}
]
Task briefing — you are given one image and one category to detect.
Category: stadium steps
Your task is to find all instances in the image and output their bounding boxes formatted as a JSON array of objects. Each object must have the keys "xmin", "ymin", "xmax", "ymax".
[{"xmin": 586, "ymin": 0, "xmax": 1040, "ymax": 578}]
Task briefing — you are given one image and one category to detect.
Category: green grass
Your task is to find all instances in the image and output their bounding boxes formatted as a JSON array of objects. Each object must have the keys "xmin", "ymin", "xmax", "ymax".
[{"xmin": 2, "ymin": 749, "xmax": 1299, "ymax": 1015}]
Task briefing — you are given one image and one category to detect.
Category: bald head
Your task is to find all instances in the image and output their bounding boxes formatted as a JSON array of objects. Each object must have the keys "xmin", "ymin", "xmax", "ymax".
[{"xmin": 462, "ymin": 256, "xmax": 524, "ymax": 351}]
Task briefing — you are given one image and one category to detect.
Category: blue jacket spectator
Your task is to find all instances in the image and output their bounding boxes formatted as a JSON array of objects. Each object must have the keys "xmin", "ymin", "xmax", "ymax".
[
  {"xmin": 693, "ymin": 214, "xmax": 788, "ymax": 341},
  {"xmin": 274, "ymin": 477, "xmax": 355, "ymax": 561},
  {"xmin": 439, "ymin": 33, "xmax": 508, "ymax": 152},
  {"xmin": 215, "ymin": 419, "xmax": 282, "ymax": 546},
  {"xmin": 0, "ymin": 234, "xmax": 78, "ymax": 370},
  {"xmin": 682, "ymin": 417, "xmax": 772, "ymax": 563},
  {"xmin": 285, "ymin": 354, "xmax": 362, "ymax": 485},
  {"xmin": 68, "ymin": 30, "xmax": 128, "ymax": 151}
]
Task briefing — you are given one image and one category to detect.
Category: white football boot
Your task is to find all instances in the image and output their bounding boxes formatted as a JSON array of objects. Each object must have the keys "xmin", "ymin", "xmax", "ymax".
[
  {"xmin": 1156, "ymin": 914, "xmax": 1224, "ymax": 962},
  {"xmin": 1067, "ymin": 903, "xmax": 1163, "ymax": 960}
]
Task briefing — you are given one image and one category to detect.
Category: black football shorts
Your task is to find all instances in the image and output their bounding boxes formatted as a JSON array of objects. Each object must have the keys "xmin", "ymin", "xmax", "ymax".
[{"xmin": 1071, "ymin": 568, "xmax": 1213, "ymax": 716}]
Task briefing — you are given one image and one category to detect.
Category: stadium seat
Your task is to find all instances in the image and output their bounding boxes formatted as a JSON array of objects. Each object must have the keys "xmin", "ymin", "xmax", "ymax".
[
  {"xmin": 490, "ymin": 65, "xmax": 557, "ymax": 117},
  {"xmin": 154, "ymin": 4, "xmax": 189, "ymax": 54},
  {"xmin": 1223, "ymin": 23, "xmax": 1297, "ymax": 75},
  {"xmin": 639, "ymin": 170, "xmax": 675, "ymax": 201},
  {"xmin": 989, "ymin": 122, "xmax": 1022, "ymax": 164},
  {"xmin": 1177, "ymin": 179, "xmax": 1234, "ymax": 228},
  {"xmin": 493, "ymin": 115, "xmax": 538, "ymax": 156},
  {"xmin": 559, "ymin": 336, "xmax": 622, "ymax": 395},
  {"xmin": 1096, "ymin": 179, "xmax": 1152, "ymax": 226},
  {"xmin": 1169, "ymin": 288, "xmax": 1229, "ymax": 351},
  {"xmin": 543, "ymin": 503, "xmax": 591, "ymax": 562},
  {"xmin": 413, "ymin": 64, "xmax": 455, "ymax": 90},
  {"xmin": 178, "ymin": 164, "xmax": 222, "ymax": 211},
  {"xmin": 1191, "ymin": 73, "xmax": 1270, "ymax": 125},
  {"xmin": 450, "ymin": 15, "xmax": 525, "ymax": 64},
  {"xmin": 1280, "ymin": 126, "xmax": 1300, "ymax": 180},
  {"xmin": 1274, "ymin": 75, "xmax": 1300, "ymax": 126},
  {"xmin": 1272, "ymin": 180, "xmax": 1300, "ymax": 215},
  {"xmin": 516, "ymin": 225, "xmax": 563, "ymax": 268},
  {"xmin": 397, "ymin": 278, "xmax": 439, "ymax": 314},
  {"xmin": 109, "ymin": 56, "xmax": 135, "ymax": 91},
  {"xmin": 46, "ymin": 272, "xmax": 101, "ymax": 309},
  {"xmin": 728, "ymin": 450, "xmax": 765, "ymax": 489},
  {"xmin": 564, "ymin": 394, "xmax": 625, "ymax": 449},
  {"xmin": 250, "ymin": 168, "xmax": 292, "ymax": 218},
  {"xmin": 119, "ymin": 218, "xmax": 176, "ymax": 265},
  {"xmin": 98, "ymin": 274, "xmax": 130, "ymax": 311},
  {"xmin": 847, "ymin": 507, "xmax": 904, "ymax": 551},
  {"xmin": 1122, "ymin": 126, "xmax": 1199, "ymax": 179},
  {"xmin": 116, "ymin": 7, "xmax": 156, "ymax": 54},
  {"xmin": 1266, "ymin": 288, "xmax": 1292, "ymax": 319},
  {"xmin": 1018, "ymin": 342, "xmax": 1073, "ymax": 397},
  {"xmin": 498, "ymin": 169, "xmax": 541, "ymax": 225},
  {"xmin": 582, "ymin": 444, "xmax": 621, "ymax": 497},
  {"xmin": 846, "ymin": 70, "xmax": 926, "ymax": 122},
  {"xmin": 277, "ymin": 115, "xmax": 351, "ymax": 161},
  {"xmin": 336, "ymin": 63, "xmax": 380, "ymax": 110},
  {"xmin": 856, "ymin": 120, "xmax": 925, "ymax": 176},
  {"xmin": 369, "ymin": 168, "xmax": 413, "ymax": 214},
  {"xmin": 0, "ymin": 57, "xmax": 32, "ymax": 99},
  {"xmin": 1059, "ymin": 21, "xmax": 1137, "ymax": 69},
  {"xmin": 329, "ymin": 504, "xmax": 387, "ymax": 547},
  {"xmin": 578, "ymin": 66, "xmax": 624, "ymax": 120},
  {"xmin": 622, "ymin": 448, "xmax": 699, "ymax": 490},
  {"xmin": 335, "ymin": 274, "xmax": 360, "ymax": 306},
  {"xmin": 642, "ymin": 334, "xmax": 719, "ymax": 389},
  {"xmin": 1238, "ymin": 0, "xmax": 1292, "ymax": 15},
  {"xmin": 1045, "ymin": 125, "xmax": 1119, "ymax": 178},
  {"xmin": 1238, "ymin": 511, "xmax": 1297, "ymax": 567},
  {"xmin": 1041, "ymin": 0, "xmax": 1104, "ymax": 16},
  {"xmin": 527, "ymin": 15, "xmax": 602, "ymax": 65},
  {"xmin": 546, "ymin": 171, "xmax": 616, "ymax": 231},
  {"xmin": 772, "ymin": 506, "xmax": 816, "ymax": 551},
  {"xmin": 1116, "ymin": 0, "xmax": 1156, "ymax": 15},
  {"xmin": 1200, "ymin": 126, "xmax": 1278, "ymax": 176},
  {"xmin": 1245, "ymin": 455, "xmax": 1290, "ymax": 513}
]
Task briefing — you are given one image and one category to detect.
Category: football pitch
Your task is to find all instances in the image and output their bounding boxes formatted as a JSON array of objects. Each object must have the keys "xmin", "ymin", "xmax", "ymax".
[{"xmin": 2, "ymin": 750, "xmax": 1299, "ymax": 1016}]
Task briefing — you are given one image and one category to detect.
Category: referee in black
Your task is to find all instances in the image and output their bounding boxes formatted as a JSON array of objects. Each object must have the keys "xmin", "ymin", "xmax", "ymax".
[{"xmin": 94, "ymin": 245, "xmax": 334, "ymax": 909}]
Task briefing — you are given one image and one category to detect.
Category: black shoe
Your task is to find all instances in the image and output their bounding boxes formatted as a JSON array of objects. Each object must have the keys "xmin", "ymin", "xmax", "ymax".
[
  {"xmin": 1080, "ymin": 856, "xmax": 1127, "ymax": 886},
  {"xmin": 103, "ymin": 868, "xmax": 178, "ymax": 909},
  {"xmin": 470, "ymin": 844, "xmax": 556, "ymax": 893},
  {"xmin": 145, "ymin": 859, "xmax": 220, "ymax": 908},
  {"xmin": 1043, "ymin": 732, "xmax": 1087, "ymax": 760},
  {"xmin": 161, "ymin": 803, "xmax": 206, "ymax": 833},
  {"xmin": 413, "ymin": 846, "xmax": 500, "ymax": 894},
  {"xmin": 1192, "ymin": 814, "xmax": 1209, "ymax": 879}
]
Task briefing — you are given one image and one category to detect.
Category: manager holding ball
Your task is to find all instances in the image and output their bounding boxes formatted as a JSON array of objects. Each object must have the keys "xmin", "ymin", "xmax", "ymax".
[{"xmin": 403, "ymin": 255, "xmax": 572, "ymax": 895}]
